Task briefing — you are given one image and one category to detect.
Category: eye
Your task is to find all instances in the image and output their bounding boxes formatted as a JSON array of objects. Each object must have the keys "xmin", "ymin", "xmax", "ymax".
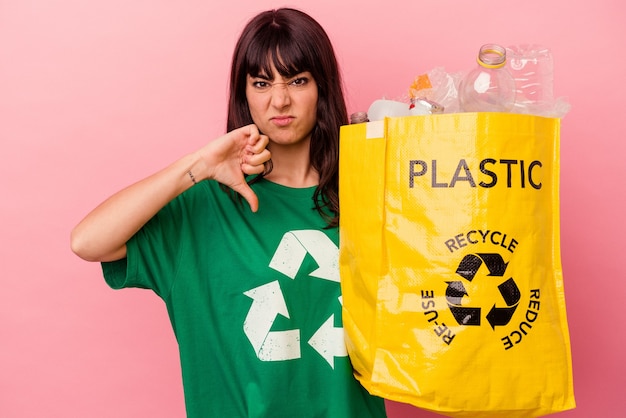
[
  {"xmin": 252, "ymin": 80, "xmax": 271, "ymax": 91},
  {"xmin": 289, "ymin": 77, "xmax": 309, "ymax": 88}
]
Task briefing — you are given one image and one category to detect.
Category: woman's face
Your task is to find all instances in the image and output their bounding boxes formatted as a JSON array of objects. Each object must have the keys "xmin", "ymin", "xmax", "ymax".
[{"xmin": 246, "ymin": 64, "xmax": 318, "ymax": 147}]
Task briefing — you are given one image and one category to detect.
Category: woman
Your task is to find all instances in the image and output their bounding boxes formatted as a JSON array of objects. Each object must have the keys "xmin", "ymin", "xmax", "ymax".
[{"xmin": 71, "ymin": 8, "xmax": 386, "ymax": 418}]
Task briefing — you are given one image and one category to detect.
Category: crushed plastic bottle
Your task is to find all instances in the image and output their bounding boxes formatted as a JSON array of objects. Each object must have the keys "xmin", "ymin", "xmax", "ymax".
[{"xmin": 506, "ymin": 44, "xmax": 555, "ymax": 116}]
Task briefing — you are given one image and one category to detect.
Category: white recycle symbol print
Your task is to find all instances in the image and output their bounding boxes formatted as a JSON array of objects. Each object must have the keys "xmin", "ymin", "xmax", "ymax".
[{"xmin": 243, "ymin": 230, "xmax": 347, "ymax": 368}]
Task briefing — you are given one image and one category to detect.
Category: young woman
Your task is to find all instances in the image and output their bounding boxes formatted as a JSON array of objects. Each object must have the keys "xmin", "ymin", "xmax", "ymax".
[{"xmin": 71, "ymin": 8, "xmax": 386, "ymax": 418}]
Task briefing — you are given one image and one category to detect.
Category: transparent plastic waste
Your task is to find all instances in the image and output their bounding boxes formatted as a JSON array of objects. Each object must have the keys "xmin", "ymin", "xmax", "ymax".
[
  {"xmin": 507, "ymin": 44, "xmax": 553, "ymax": 115},
  {"xmin": 366, "ymin": 98, "xmax": 444, "ymax": 121},
  {"xmin": 506, "ymin": 44, "xmax": 570, "ymax": 117},
  {"xmin": 409, "ymin": 67, "xmax": 463, "ymax": 113},
  {"xmin": 459, "ymin": 44, "xmax": 516, "ymax": 112}
]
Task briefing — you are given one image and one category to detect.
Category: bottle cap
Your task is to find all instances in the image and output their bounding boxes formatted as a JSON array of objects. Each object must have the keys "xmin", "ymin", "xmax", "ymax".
[{"xmin": 350, "ymin": 111, "xmax": 369, "ymax": 124}]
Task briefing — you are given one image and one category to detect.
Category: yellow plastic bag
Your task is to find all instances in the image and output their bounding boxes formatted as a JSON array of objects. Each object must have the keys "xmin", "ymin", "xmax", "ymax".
[{"xmin": 339, "ymin": 113, "xmax": 575, "ymax": 417}]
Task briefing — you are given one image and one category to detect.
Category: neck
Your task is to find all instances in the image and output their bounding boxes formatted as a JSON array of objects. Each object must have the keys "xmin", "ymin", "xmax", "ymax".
[{"xmin": 264, "ymin": 141, "xmax": 319, "ymax": 188}]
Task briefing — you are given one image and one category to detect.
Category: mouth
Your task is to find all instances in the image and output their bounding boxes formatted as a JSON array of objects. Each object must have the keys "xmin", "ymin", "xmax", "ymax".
[{"xmin": 270, "ymin": 116, "xmax": 294, "ymax": 127}]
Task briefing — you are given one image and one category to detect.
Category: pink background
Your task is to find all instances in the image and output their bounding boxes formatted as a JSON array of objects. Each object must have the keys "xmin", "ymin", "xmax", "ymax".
[{"xmin": 1, "ymin": 0, "xmax": 624, "ymax": 417}]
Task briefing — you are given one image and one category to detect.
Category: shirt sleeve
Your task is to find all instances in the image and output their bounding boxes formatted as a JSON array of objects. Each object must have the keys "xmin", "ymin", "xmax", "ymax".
[{"xmin": 100, "ymin": 186, "xmax": 197, "ymax": 299}]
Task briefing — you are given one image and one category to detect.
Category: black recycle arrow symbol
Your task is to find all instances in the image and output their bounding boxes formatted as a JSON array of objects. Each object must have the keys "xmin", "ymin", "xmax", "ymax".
[
  {"xmin": 486, "ymin": 277, "xmax": 521, "ymax": 329},
  {"xmin": 456, "ymin": 253, "xmax": 509, "ymax": 280},
  {"xmin": 446, "ymin": 280, "xmax": 481, "ymax": 325},
  {"xmin": 447, "ymin": 253, "xmax": 520, "ymax": 329}
]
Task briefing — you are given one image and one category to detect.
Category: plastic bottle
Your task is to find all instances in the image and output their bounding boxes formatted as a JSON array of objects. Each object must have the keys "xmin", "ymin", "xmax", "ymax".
[
  {"xmin": 506, "ymin": 44, "xmax": 554, "ymax": 116},
  {"xmin": 459, "ymin": 44, "xmax": 516, "ymax": 112}
]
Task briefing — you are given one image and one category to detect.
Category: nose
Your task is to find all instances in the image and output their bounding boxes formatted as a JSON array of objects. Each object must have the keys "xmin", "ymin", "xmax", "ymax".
[{"xmin": 270, "ymin": 83, "xmax": 291, "ymax": 108}]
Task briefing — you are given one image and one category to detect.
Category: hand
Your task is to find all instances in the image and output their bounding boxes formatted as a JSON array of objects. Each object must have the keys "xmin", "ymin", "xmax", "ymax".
[{"xmin": 198, "ymin": 124, "xmax": 271, "ymax": 212}]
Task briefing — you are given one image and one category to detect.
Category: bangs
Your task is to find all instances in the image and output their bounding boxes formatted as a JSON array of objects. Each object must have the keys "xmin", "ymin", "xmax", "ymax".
[{"xmin": 244, "ymin": 31, "xmax": 313, "ymax": 78}]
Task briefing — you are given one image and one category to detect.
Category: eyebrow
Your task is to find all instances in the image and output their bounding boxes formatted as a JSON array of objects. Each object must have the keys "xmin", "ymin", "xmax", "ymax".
[
  {"xmin": 250, "ymin": 68, "xmax": 311, "ymax": 80},
  {"xmin": 249, "ymin": 73, "xmax": 272, "ymax": 80}
]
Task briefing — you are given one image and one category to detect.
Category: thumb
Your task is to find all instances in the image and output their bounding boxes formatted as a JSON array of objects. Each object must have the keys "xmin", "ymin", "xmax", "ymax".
[{"xmin": 233, "ymin": 182, "xmax": 260, "ymax": 213}]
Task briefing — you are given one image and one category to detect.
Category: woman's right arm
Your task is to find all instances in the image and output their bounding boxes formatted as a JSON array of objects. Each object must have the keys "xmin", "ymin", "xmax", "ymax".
[{"xmin": 70, "ymin": 125, "xmax": 270, "ymax": 262}]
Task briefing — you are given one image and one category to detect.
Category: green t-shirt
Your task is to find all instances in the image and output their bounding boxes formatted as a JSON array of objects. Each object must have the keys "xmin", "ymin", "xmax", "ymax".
[{"xmin": 102, "ymin": 179, "xmax": 386, "ymax": 418}]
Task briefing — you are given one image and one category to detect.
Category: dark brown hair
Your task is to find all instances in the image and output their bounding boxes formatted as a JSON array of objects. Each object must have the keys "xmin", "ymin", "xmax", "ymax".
[{"xmin": 227, "ymin": 8, "xmax": 347, "ymax": 227}]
